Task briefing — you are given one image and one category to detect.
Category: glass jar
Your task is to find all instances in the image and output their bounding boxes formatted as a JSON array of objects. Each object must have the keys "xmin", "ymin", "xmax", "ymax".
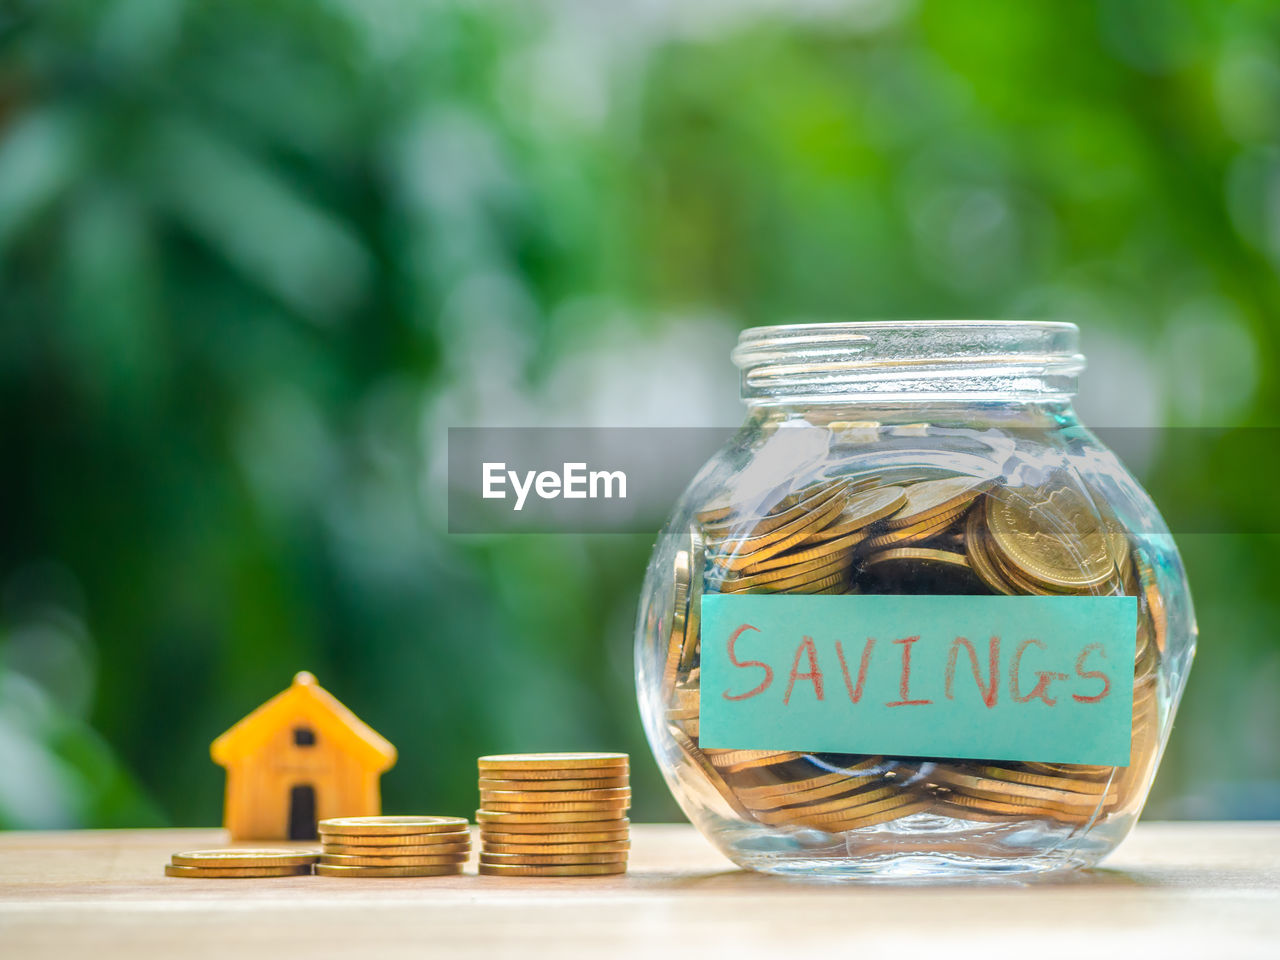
[{"xmin": 634, "ymin": 321, "xmax": 1195, "ymax": 880}]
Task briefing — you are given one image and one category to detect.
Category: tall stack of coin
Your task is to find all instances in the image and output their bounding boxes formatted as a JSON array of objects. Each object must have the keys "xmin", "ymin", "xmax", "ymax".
[
  {"xmin": 660, "ymin": 465, "xmax": 1160, "ymax": 833},
  {"xmin": 315, "ymin": 816, "xmax": 471, "ymax": 877},
  {"xmin": 164, "ymin": 849, "xmax": 317, "ymax": 878},
  {"xmin": 476, "ymin": 753, "xmax": 630, "ymax": 877}
]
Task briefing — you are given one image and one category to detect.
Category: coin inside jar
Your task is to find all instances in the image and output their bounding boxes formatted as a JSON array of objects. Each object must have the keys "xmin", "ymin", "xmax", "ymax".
[{"xmin": 661, "ymin": 456, "xmax": 1160, "ymax": 842}]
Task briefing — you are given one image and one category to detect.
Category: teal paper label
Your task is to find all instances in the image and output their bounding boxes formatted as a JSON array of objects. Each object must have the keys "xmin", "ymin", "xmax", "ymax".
[{"xmin": 700, "ymin": 594, "xmax": 1137, "ymax": 766}]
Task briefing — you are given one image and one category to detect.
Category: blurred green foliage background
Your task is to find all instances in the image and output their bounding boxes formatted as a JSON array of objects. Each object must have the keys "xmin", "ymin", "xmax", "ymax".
[{"xmin": 1, "ymin": 0, "xmax": 1278, "ymax": 829}]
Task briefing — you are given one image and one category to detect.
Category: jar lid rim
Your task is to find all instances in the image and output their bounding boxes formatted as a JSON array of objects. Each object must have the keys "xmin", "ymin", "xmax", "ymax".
[
  {"xmin": 737, "ymin": 319, "xmax": 1079, "ymax": 339},
  {"xmin": 732, "ymin": 320, "xmax": 1084, "ymax": 403}
]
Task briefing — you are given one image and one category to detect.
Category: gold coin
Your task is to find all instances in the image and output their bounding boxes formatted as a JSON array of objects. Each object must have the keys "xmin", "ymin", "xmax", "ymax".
[
  {"xmin": 731, "ymin": 759, "xmax": 886, "ymax": 802},
  {"xmin": 771, "ymin": 790, "xmax": 916, "ymax": 829},
  {"xmin": 935, "ymin": 793, "xmax": 1090, "ymax": 823},
  {"xmin": 478, "ymin": 855, "xmax": 627, "ymax": 870},
  {"xmin": 477, "ymin": 766, "xmax": 628, "ymax": 782},
  {"xmin": 682, "ymin": 530, "xmax": 704, "ymax": 671},
  {"xmin": 882, "ymin": 477, "xmax": 991, "ymax": 529},
  {"xmin": 478, "ymin": 753, "xmax": 629, "ymax": 771},
  {"xmin": 720, "ymin": 549, "xmax": 849, "ymax": 589},
  {"xmin": 478, "ymin": 862, "xmax": 627, "ymax": 877},
  {"xmin": 742, "ymin": 530, "xmax": 867, "ymax": 574},
  {"xmin": 960, "ymin": 778, "xmax": 1115, "ymax": 811},
  {"xmin": 665, "ymin": 529, "xmax": 705, "ymax": 688},
  {"xmin": 801, "ymin": 486, "xmax": 909, "ymax": 542},
  {"xmin": 1136, "ymin": 554, "xmax": 1167, "ymax": 655},
  {"xmin": 927, "ymin": 769, "xmax": 1112, "ymax": 808},
  {"xmin": 744, "ymin": 779, "xmax": 893, "ymax": 819},
  {"xmin": 671, "ymin": 685, "xmax": 699, "ymax": 712},
  {"xmin": 964, "ymin": 506, "xmax": 1019, "ymax": 594},
  {"xmin": 741, "ymin": 772, "xmax": 889, "ymax": 812},
  {"xmin": 736, "ymin": 567, "xmax": 849, "ymax": 595},
  {"xmin": 318, "ymin": 830, "xmax": 470, "ymax": 847},
  {"xmin": 314, "ymin": 863, "xmax": 463, "ymax": 878},
  {"xmin": 479, "ymin": 829, "xmax": 630, "ymax": 844},
  {"xmin": 475, "ymin": 819, "xmax": 629, "ymax": 835},
  {"xmin": 476, "ymin": 774, "xmax": 630, "ymax": 788},
  {"xmin": 479, "ymin": 800, "xmax": 630, "ymax": 814},
  {"xmin": 320, "ymin": 853, "xmax": 469, "ymax": 866},
  {"xmin": 673, "ymin": 548, "xmax": 691, "ymax": 620},
  {"xmin": 860, "ymin": 504, "xmax": 968, "ymax": 549},
  {"xmin": 700, "ymin": 480, "xmax": 851, "ymax": 539},
  {"xmin": 667, "ymin": 726, "xmax": 756, "ymax": 821},
  {"xmin": 710, "ymin": 750, "xmax": 805, "ymax": 774},
  {"xmin": 718, "ymin": 552, "xmax": 851, "ymax": 594},
  {"xmin": 475, "ymin": 809, "xmax": 629, "ymax": 825},
  {"xmin": 317, "ymin": 816, "xmax": 469, "ymax": 836},
  {"xmin": 773, "ymin": 570, "xmax": 850, "ymax": 594},
  {"xmin": 661, "ymin": 619, "xmax": 684, "ymax": 700},
  {"xmin": 860, "ymin": 547, "xmax": 973, "ymax": 573},
  {"xmin": 663, "ymin": 548, "xmax": 692, "ymax": 698},
  {"xmin": 674, "ymin": 609, "xmax": 698, "ymax": 675},
  {"xmin": 784, "ymin": 794, "xmax": 928, "ymax": 831},
  {"xmin": 164, "ymin": 864, "xmax": 310, "ymax": 878},
  {"xmin": 984, "ymin": 539, "xmax": 1068, "ymax": 595},
  {"xmin": 954, "ymin": 782, "xmax": 1115, "ymax": 813},
  {"xmin": 475, "ymin": 807, "xmax": 626, "ymax": 822},
  {"xmin": 478, "ymin": 777, "xmax": 629, "ymax": 792},
  {"xmin": 170, "ymin": 849, "xmax": 318, "ymax": 868},
  {"xmin": 717, "ymin": 562, "xmax": 849, "ymax": 597},
  {"xmin": 753, "ymin": 785, "xmax": 900, "ymax": 825},
  {"xmin": 811, "ymin": 797, "xmax": 933, "ymax": 831},
  {"xmin": 481, "ymin": 841, "xmax": 630, "ymax": 855},
  {"xmin": 479, "ymin": 788, "xmax": 631, "ymax": 803},
  {"xmin": 695, "ymin": 497, "xmax": 735, "ymax": 525},
  {"xmin": 986, "ymin": 484, "xmax": 1115, "ymax": 590},
  {"xmin": 705, "ymin": 748, "xmax": 802, "ymax": 772},
  {"xmin": 926, "ymin": 800, "xmax": 1053, "ymax": 824},
  {"xmin": 1087, "ymin": 499, "xmax": 1133, "ymax": 580},
  {"xmin": 707, "ymin": 493, "xmax": 848, "ymax": 572},
  {"xmin": 671, "ymin": 549, "xmax": 691, "ymax": 653},
  {"xmin": 321, "ymin": 841, "xmax": 471, "ymax": 857},
  {"xmin": 972, "ymin": 766, "xmax": 1114, "ymax": 794},
  {"xmin": 1021, "ymin": 761, "xmax": 1114, "ymax": 780}
]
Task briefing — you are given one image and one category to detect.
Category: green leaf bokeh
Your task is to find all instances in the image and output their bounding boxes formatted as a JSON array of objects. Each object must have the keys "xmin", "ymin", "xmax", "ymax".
[{"xmin": 1, "ymin": 0, "xmax": 1278, "ymax": 828}]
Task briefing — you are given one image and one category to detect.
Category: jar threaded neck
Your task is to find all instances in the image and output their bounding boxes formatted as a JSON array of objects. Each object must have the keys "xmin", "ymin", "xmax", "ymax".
[{"xmin": 732, "ymin": 321, "xmax": 1084, "ymax": 405}]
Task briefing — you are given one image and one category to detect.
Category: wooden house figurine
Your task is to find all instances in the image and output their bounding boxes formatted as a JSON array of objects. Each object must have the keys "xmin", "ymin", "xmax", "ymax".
[{"xmin": 211, "ymin": 671, "xmax": 397, "ymax": 841}]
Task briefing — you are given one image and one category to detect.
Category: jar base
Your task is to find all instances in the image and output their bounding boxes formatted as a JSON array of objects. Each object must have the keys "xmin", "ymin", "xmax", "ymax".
[
  {"xmin": 737, "ymin": 852, "xmax": 1086, "ymax": 882},
  {"xmin": 714, "ymin": 811, "xmax": 1121, "ymax": 882}
]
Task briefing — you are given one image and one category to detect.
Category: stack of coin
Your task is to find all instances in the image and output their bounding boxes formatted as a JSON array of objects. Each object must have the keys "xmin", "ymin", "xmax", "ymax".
[
  {"xmin": 659, "ymin": 463, "xmax": 1161, "ymax": 833},
  {"xmin": 315, "ymin": 816, "xmax": 471, "ymax": 877},
  {"xmin": 164, "ymin": 849, "xmax": 316, "ymax": 878},
  {"xmin": 476, "ymin": 753, "xmax": 630, "ymax": 876},
  {"xmin": 701, "ymin": 478, "xmax": 880, "ymax": 589}
]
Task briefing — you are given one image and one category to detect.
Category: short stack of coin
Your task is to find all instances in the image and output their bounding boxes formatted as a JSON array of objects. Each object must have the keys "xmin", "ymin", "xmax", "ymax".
[
  {"xmin": 658, "ymin": 462, "xmax": 1161, "ymax": 833},
  {"xmin": 164, "ymin": 848, "xmax": 317, "ymax": 878},
  {"xmin": 315, "ymin": 816, "xmax": 471, "ymax": 877},
  {"xmin": 476, "ymin": 753, "xmax": 630, "ymax": 877}
]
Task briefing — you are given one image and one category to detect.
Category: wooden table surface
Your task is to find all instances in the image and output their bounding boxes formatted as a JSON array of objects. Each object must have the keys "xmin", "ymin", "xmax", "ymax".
[{"xmin": 1, "ymin": 823, "xmax": 1277, "ymax": 958}]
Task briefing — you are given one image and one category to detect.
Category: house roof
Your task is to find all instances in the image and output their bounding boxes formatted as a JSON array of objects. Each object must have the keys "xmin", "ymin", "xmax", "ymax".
[{"xmin": 210, "ymin": 671, "xmax": 397, "ymax": 771}]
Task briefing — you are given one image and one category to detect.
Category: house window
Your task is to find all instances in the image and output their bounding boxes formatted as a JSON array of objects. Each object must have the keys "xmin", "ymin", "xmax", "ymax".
[{"xmin": 293, "ymin": 726, "xmax": 316, "ymax": 747}]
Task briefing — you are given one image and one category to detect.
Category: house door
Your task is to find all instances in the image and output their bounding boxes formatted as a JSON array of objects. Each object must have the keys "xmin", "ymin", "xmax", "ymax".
[{"xmin": 288, "ymin": 784, "xmax": 317, "ymax": 840}]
